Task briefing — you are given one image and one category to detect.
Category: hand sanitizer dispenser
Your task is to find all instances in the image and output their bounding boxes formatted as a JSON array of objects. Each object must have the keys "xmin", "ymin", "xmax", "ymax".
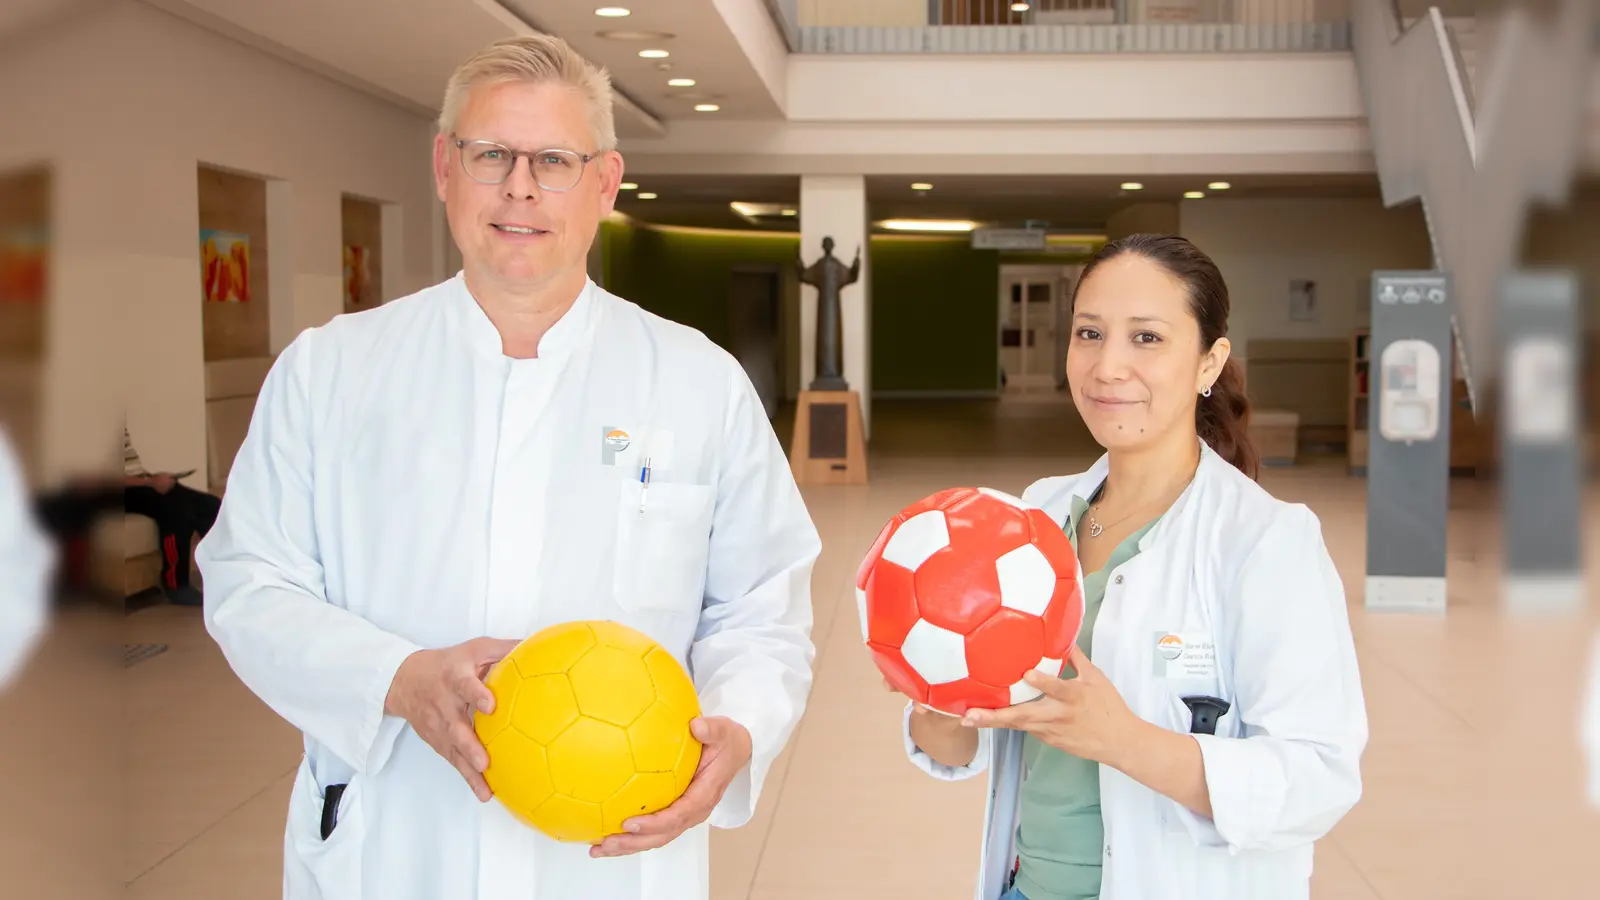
[{"xmin": 1378, "ymin": 340, "xmax": 1442, "ymax": 443}]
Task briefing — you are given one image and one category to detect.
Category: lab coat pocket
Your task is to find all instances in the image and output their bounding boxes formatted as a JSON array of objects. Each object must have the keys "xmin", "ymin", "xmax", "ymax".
[
  {"xmin": 613, "ymin": 480, "xmax": 717, "ymax": 615},
  {"xmin": 285, "ymin": 755, "xmax": 366, "ymax": 900},
  {"xmin": 1161, "ymin": 691, "xmax": 1229, "ymax": 846}
]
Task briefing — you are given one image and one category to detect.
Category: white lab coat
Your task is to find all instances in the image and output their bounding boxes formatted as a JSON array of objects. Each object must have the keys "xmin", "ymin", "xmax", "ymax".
[
  {"xmin": 905, "ymin": 442, "xmax": 1368, "ymax": 900},
  {"xmin": 0, "ymin": 428, "xmax": 50, "ymax": 689},
  {"xmin": 196, "ymin": 275, "xmax": 821, "ymax": 900}
]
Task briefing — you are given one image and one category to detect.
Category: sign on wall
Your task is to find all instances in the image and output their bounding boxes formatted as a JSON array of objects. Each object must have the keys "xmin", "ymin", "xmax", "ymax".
[{"xmin": 972, "ymin": 228, "xmax": 1047, "ymax": 251}]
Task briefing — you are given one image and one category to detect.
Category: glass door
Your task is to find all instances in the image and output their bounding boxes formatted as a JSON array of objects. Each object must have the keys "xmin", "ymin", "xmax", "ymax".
[{"xmin": 1001, "ymin": 274, "xmax": 1061, "ymax": 394}]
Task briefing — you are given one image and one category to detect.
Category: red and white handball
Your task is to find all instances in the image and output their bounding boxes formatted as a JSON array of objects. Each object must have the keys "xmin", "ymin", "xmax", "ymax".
[{"xmin": 856, "ymin": 487, "xmax": 1086, "ymax": 717}]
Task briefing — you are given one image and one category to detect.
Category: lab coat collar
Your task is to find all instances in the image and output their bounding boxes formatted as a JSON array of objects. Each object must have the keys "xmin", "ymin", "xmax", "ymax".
[
  {"xmin": 1067, "ymin": 438, "xmax": 1220, "ymax": 554},
  {"xmin": 447, "ymin": 271, "xmax": 599, "ymax": 363}
]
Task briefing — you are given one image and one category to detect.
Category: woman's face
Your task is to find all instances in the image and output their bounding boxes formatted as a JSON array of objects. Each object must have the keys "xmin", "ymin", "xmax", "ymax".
[{"xmin": 1065, "ymin": 253, "xmax": 1226, "ymax": 453}]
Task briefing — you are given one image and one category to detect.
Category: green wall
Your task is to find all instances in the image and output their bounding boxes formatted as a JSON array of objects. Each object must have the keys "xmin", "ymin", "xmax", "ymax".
[
  {"xmin": 598, "ymin": 221, "xmax": 1009, "ymax": 394},
  {"xmin": 869, "ymin": 236, "xmax": 1000, "ymax": 393},
  {"xmin": 601, "ymin": 220, "xmax": 798, "ymax": 350}
]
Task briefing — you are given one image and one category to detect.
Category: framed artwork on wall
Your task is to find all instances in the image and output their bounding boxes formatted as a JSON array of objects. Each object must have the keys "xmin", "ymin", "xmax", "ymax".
[
  {"xmin": 0, "ymin": 226, "xmax": 47, "ymax": 305},
  {"xmin": 344, "ymin": 245, "xmax": 374, "ymax": 310},
  {"xmin": 1290, "ymin": 278, "xmax": 1317, "ymax": 322},
  {"xmin": 200, "ymin": 229, "xmax": 250, "ymax": 303}
]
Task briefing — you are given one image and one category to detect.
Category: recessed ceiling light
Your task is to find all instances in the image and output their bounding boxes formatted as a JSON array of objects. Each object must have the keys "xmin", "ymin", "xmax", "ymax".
[
  {"xmin": 878, "ymin": 218, "xmax": 978, "ymax": 233},
  {"xmin": 1121, "ymin": 182, "xmax": 1144, "ymax": 191},
  {"xmin": 597, "ymin": 30, "xmax": 674, "ymax": 41},
  {"xmin": 667, "ymin": 78, "xmax": 695, "ymax": 87},
  {"xmin": 595, "ymin": 6, "xmax": 630, "ymax": 16},
  {"xmin": 1011, "ymin": 2, "xmax": 1031, "ymax": 10},
  {"xmin": 1184, "ymin": 191, "xmax": 1205, "ymax": 199},
  {"xmin": 782, "ymin": 209, "xmax": 797, "ymax": 216},
  {"xmin": 1208, "ymin": 181, "xmax": 1232, "ymax": 190},
  {"xmin": 620, "ymin": 182, "xmax": 638, "ymax": 190},
  {"xmin": 637, "ymin": 192, "xmax": 658, "ymax": 199},
  {"xmin": 694, "ymin": 103, "xmax": 720, "ymax": 112},
  {"xmin": 911, "ymin": 182, "xmax": 933, "ymax": 191},
  {"xmin": 639, "ymin": 48, "xmax": 669, "ymax": 59}
]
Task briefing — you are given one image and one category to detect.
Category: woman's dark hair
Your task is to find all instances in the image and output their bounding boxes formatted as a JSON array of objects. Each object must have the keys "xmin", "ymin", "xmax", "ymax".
[{"xmin": 1071, "ymin": 233, "xmax": 1259, "ymax": 480}]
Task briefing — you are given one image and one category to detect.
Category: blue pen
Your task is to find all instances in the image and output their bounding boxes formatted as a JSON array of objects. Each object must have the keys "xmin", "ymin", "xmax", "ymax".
[{"xmin": 638, "ymin": 456, "xmax": 652, "ymax": 514}]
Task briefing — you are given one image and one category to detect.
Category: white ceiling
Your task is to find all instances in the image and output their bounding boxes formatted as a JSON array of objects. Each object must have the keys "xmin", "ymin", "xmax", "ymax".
[
  {"xmin": 0, "ymin": 0, "xmax": 101, "ymax": 49},
  {"xmin": 141, "ymin": 0, "xmax": 786, "ymax": 140}
]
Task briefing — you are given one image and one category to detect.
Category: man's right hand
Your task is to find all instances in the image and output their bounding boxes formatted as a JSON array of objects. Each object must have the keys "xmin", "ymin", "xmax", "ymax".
[{"xmin": 384, "ymin": 637, "xmax": 520, "ymax": 802}]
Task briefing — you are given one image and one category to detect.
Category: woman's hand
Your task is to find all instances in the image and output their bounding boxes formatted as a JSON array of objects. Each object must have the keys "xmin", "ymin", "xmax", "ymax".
[{"xmin": 961, "ymin": 645, "xmax": 1144, "ymax": 768}]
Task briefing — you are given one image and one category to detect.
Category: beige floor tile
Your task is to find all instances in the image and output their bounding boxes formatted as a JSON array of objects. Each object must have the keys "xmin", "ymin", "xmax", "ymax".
[
  {"xmin": 123, "ymin": 608, "xmax": 302, "ymax": 881},
  {"xmin": 0, "ymin": 608, "xmax": 124, "ymax": 900},
  {"xmin": 126, "ymin": 770, "xmax": 295, "ymax": 900},
  {"xmin": 82, "ymin": 401, "xmax": 1600, "ymax": 899}
]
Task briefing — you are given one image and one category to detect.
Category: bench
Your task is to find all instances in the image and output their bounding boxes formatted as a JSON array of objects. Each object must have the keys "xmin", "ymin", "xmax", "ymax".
[{"xmin": 1250, "ymin": 409, "xmax": 1301, "ymax": 467}]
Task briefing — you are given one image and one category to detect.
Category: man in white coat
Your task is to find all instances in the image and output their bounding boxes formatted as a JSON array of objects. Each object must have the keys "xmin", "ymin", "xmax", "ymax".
[{"xmin": 196, "ymin": 34, "xmax": 821, "ymax": 900}]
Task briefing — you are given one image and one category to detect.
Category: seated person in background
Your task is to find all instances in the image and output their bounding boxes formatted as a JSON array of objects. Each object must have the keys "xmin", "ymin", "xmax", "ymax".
[{"xmin": 122, "ymin": 426, "xmax": 219, "ymax": 606}]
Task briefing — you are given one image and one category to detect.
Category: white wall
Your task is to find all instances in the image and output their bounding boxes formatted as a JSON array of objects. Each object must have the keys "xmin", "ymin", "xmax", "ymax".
[
  {"xmin": 799, "ymin": 0, "xmax": 926, "ymax": 26},
  {"xmin": 1178, "ymin": 198, "xmax": 1434, "ymax": 360},
  {"xmin": 0, "ymin": 1, "xmax": 440, "ymax": 486}
]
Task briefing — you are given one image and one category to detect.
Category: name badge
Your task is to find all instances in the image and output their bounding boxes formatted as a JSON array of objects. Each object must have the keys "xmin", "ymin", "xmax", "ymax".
[{"xmin": 1151, "ymin": 631, "xmax": 1217, "ymax": 680}]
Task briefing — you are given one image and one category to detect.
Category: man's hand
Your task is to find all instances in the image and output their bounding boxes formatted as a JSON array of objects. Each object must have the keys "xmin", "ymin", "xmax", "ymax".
[
  {"xmin": 384, "ymin": 637, "xmax": 520, "ymax": 802},
  {"xmin": 590, "ymin": 716, "xmax": 752, "ymax": 858}
]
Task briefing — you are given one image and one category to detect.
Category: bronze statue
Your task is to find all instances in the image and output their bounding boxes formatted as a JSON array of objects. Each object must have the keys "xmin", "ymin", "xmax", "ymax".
[{"xmin": 796, "ymin": 236, "xmax": 861, "ymax": 392}]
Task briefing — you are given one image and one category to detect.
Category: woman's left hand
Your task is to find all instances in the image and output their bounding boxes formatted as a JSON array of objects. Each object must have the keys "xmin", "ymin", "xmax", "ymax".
[{"xmin": 961, "ymin": 645, "xmax": 1145, "ymax": 767}]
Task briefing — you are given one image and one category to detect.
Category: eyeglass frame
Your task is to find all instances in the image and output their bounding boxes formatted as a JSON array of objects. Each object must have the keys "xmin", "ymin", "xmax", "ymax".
[{"xmin": 450, "ymin": 135, "xmax": 598, "ymax": 192}]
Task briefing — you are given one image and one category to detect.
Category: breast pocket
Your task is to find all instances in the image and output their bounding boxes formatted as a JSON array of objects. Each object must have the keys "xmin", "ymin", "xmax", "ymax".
[{"xmin": 613, "ymin": 480, "xmax": 717, "ymax": 615}]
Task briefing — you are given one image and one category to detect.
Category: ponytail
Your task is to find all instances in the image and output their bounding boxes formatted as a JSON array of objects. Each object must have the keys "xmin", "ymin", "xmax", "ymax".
[{"xmin": 1196, "ymin": 357, "xmax": 1258, "ymax": 481}]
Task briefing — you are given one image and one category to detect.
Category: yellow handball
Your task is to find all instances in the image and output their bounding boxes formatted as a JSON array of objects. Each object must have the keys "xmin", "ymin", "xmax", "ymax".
[{"xmin": 473, "ymin": 620, "xmax": 703, "ymax": 844}]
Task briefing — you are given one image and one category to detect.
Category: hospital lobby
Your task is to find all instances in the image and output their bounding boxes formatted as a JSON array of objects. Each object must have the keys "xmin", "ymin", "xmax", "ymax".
[{"xmin": 1, "ymin": 0, "xmax": 1598, "ymax": 898}]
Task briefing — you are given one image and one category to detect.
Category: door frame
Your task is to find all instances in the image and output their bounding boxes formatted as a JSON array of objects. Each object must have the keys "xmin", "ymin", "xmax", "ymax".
[
  {"xmin": 727, "ymin": 263, "xmax": 786, "ymax": 415},
  {"xmin": 998, "ymin": 264, "xmax": 1078, "ymax": 394}
]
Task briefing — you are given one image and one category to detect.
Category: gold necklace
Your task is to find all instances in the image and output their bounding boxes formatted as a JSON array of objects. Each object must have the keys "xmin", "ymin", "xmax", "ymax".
[
  {"xmin": 1087, "ymin": 458, "xmax": 1199, "ymax": 539},
  {"xmin": 1086, "ymin": 502, "xmax": 1142, "ymax": 539},
  {"xmin": 1085, "ymin": 485, "xmax": 1173, "ymax": 539}
]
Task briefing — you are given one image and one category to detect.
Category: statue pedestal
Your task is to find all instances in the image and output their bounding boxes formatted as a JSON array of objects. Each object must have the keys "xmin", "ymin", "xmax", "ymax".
[{"xmin": 790, "ymin": 389, "xmax": 867, "ymax": 485}]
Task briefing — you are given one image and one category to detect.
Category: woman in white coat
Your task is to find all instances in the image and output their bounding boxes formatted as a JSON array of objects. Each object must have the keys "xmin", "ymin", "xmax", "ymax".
[{"xmin": 899, "ymin": 234, "xmax": 1368, "ymax": 900}]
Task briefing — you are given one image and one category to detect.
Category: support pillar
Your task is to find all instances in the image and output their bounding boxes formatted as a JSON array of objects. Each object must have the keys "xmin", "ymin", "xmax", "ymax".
[{"xmin": 1498, "ymin": 271, "xmax": 1585, "ymax": 615}]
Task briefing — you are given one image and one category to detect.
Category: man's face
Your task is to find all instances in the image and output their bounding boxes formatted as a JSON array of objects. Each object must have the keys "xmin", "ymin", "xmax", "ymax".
[{"xmin": 433, "ymin": 79, "xmax": 622, "ymax": 295}]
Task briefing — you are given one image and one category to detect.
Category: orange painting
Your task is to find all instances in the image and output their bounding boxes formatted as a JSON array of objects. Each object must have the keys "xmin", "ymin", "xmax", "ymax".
[
  {"xmin": 200, "ymin": 229, "xmax": 250, "ymax": 303},
  {"xmin": 0, "ymin": 227, "xmax": 47, "ymax": 304},
  {"xmin": 344, "ymin": 245, "xmax": 372, "ymax": 309}
]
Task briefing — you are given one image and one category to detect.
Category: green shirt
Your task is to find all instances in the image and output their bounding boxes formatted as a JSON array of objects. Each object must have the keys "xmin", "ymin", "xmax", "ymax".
[{"xmin": 1013, "ymin": 486, "xmax": 1159, "ymax": 900}]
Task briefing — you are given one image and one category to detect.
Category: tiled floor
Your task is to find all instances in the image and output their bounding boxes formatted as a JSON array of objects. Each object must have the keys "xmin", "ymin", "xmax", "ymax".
[{"xmin": 5, "ymin": 399, "xmax": 1598, "ymax": 899}]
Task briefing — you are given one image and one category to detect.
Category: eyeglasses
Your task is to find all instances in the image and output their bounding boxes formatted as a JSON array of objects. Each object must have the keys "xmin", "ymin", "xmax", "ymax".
[{"xmin": 452, "ymin": 137, "xmax": 596, "ymax": 191}]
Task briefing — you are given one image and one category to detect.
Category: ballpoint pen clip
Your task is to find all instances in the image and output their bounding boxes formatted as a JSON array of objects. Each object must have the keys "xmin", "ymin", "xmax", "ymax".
[{"xmin": 638, "ymin": 456, "xmax": 652, "ymax": 515}]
